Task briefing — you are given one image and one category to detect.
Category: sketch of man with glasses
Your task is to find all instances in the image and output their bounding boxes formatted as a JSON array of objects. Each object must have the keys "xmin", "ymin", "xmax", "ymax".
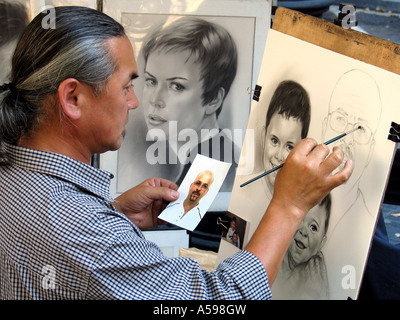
[
  {"xmin": 322, "ymin": 69, "xmax": 381, "ymax": 220},
  {"xmin": 320, "ymin": 69, "xmax": 382, "ymax": 298}
]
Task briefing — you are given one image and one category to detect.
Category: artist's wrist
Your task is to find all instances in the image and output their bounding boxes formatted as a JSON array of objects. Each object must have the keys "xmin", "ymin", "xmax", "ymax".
[{"xmin": 268, "ymin": 197, "xmax": 306, "ymax": 226}]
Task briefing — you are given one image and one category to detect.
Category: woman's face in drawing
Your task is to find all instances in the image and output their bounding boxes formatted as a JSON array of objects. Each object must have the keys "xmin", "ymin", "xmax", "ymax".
[
  {"xmin": 288, "ymin": 204, "xmax": 327, "ymax": 267},
  {"xmin": 263, "ymin": 113, "xmax": 302, "ymax": 193},
  {"xmin": 142, "ymin": 49, "xmax": 207, "ymax": 141}
]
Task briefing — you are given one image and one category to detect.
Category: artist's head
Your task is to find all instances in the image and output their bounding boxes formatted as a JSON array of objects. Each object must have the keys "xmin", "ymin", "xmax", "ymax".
[
  {"xmin": 322, "ymin": 69, "xmax": 381, "ymax": 190},
  {"xmin": 263, "ymin": 80, "xmax": 311, "ymax": 193},
  {"xmin": 0, "ymin": 6, "xmax": 139, "ymax": 164},
  {"xmin": 0, "ymin": 1, "xmax": 28, "ymax": 84},
  {"xmin": 186, "ymin": 170, "xmax": 214, "ymax": 206},
  {"xmin": 288, "ymin": 193, "xmax": 331, "ymax": 268},
  {"xmin": 142, "ymin": 16, "xmax": 238, "ymax": 140}
]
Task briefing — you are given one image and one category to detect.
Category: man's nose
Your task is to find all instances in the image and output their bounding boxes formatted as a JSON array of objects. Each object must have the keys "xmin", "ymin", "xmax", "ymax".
[{"xmin": 127, "ymin": 88, "xmax": 139, "ymax": 110}]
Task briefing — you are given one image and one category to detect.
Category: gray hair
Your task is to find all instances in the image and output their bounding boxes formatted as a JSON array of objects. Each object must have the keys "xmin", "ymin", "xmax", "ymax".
[{"xmin": 0, "ymin": 6, "xmax": 125, "ymax": 164}]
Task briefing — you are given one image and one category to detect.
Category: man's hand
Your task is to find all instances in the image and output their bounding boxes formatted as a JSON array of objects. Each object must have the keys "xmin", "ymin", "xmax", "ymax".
[
  {"xmin": 113, "ymin": 178, "xmax": 179, "ymax": 230},
  {"xmin": 272, "ymin": 138, "xmax": 353, "ymax": 219}
]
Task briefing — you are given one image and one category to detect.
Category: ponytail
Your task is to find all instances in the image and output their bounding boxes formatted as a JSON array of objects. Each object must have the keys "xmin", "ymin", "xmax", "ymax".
[{"xmin": 0, "ymin": 6, "xmax": 125, "ymax": 165}]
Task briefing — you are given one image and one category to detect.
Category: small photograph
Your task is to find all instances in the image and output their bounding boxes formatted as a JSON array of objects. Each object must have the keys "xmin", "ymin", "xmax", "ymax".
[
  {"xmin": 219, "ymin": 211, "xmax": 247, "ymax": 250},
  {"xmin": 159, "ymin": 154, "xmax": 231, "ymax": 231}
]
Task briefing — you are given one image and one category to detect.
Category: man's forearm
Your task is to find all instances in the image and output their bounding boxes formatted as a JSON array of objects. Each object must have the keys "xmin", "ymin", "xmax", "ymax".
[{"xmin": 245, "ymin": 199, "xmax": 305, "ymax": 286}]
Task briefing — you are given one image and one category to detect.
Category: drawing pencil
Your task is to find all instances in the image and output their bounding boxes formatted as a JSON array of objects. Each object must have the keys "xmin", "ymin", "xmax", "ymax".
[{"xmin": 240, "ymin": 126, "xmax": 361, "ymax": 188}]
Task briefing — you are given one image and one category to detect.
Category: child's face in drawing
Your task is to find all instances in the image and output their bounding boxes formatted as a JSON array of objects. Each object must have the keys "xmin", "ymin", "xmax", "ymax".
[
  {"xmin": 263, "ymin": 113, "xmax": 302, "ymax": 193},
  {"xmin": 288, "ymin": 204, "xmax": 327, "ymax": 267}
]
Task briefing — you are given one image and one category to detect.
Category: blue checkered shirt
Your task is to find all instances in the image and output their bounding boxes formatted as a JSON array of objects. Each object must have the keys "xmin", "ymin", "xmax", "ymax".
[{"xmin": 0, "ymin": 144, "xmax": 271, "ymax": 300}]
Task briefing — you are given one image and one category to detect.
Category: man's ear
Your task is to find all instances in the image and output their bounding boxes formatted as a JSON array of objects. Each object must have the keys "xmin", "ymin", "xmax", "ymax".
[
  {"xmin": 58, "ymin": 78, "xmax": 82, "ymax": 121},
  {"xmin": 205, "ymin": 87, "xmax": 225, "ymax": 116}
]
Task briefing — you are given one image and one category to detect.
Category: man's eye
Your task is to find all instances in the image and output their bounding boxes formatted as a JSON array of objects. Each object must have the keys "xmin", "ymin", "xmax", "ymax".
[{"xmin": 124, "ymin": 83, "xmax": 134, "ymax": 91}]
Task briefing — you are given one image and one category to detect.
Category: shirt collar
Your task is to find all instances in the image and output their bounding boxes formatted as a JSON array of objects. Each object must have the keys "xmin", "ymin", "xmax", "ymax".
[{"xmin": 4, "ymin": 143, "xmax": 115, "ymax": 202}]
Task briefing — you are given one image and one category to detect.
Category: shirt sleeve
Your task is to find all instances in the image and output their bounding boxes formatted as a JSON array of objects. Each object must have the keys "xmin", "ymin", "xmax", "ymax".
[{"xmin": 86, "ymin": 229, "xmax": 271, "ymax": 300}]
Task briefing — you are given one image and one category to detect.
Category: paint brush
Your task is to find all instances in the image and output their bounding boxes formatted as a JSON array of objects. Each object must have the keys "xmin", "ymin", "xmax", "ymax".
[{"xmin": 240, "ymin": 126, "xmax": 361, "ymax": 188}]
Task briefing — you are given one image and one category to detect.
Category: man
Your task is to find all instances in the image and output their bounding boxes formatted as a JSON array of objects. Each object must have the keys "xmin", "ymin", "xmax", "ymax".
[
  {"xmin": 0, "ymin": 6, "xmax": 352, "ymax": 299},
  {"xmin": 160, "ymin": 170, "xmax": 214, "ymax": 231}
]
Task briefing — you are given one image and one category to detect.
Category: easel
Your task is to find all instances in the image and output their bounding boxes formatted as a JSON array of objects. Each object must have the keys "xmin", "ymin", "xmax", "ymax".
[
  {"xmin": 272, "ymin": 7, "xmax": 400, "ymax": 76},
  {"xmin": 270, "ymin": 7, "xmax": 400, "ymax": 300}
]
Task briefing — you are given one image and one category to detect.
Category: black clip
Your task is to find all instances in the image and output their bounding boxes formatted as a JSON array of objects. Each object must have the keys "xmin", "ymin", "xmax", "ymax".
[
  {"xmin": 388, "ymin": 122, "xmax": 400, "ymax": 143},
  {"xmin": 250, "ymin": 84, "xmax": 262, "ymax": 102}
]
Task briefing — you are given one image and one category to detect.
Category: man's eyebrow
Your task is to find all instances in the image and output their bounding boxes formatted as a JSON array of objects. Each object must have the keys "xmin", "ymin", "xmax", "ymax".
[{"xmin": 131, "ymin": 73, "xmax": 139, "ymax": 80}]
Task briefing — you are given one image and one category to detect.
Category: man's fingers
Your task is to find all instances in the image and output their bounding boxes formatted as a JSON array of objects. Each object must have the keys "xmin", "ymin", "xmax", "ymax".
[
  {"xmin": 330, "ymin": 159, "xmax": 354, "ymax": 187},
  {"xmin": 146, "ymin": 177, "xmax": 179, "ymax": 192},
  {"xmin": 145, "ymin": 186, "xmax": 180, "ymax": 203},
  {"xmin": 320, "ymin": 145, "xmax": 344, "ymax": 173},
  {"xmin": 293, "ymin": 138, "xmax": 319, "ymax": 157}
]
